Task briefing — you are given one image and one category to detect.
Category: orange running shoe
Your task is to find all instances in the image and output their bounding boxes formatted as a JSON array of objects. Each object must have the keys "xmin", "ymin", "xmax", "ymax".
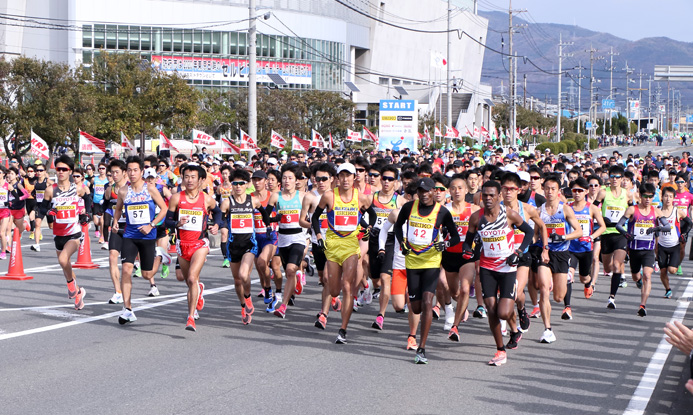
[
  {"xmin": 196, "ymin": 282, "xmax": 205, "ymax": 311},
  {"xmin": 432, "ymin": 305, "xmax": 441, "ymax": 320},
  {"xmin": 295, "ymin": 271, "xmax": 304, "ymax": 295},
  {"xmin": 448, "ymin": 326, "xmax": 460, "ymax": 342},
  {"xmin": 406, "ymin": 335, "xmax": 418, "ymax": 350},
  {"xmin": 529, "ymin": 305, "xmax": 541, "ymax": 318},
  {"xmin": 245, "ymin": 296, "xmax": 254, "ymax": 315},
  {"xmin": 488, "ymin": 350, "xmax": 507, "ymax": 366},
  {"xmin": 74, "ymin": 287, "xmax": 86, "ymax": 310},
  {"xmin": 314, "ymin": 313, "xmax": 327, "ymax": 330},
  {"xmin": 185, "ymin": 316, "xmax": 196, "ymax": 331},
  {"xmin": 584, "ymin": 285, "xmax": 594, "ymax": 299},
  {"xmin": 241, "ymin": 308, "xmax": 252, "ymax": 325},
  {"xmin": 331, "ymin": 296, "xmax": 342, "ymax": 311}
]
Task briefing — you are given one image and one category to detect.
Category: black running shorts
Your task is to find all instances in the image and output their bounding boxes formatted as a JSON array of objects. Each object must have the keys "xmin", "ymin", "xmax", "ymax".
[
  {"xmin": 54, "ymin": 232, "xmax": 82, "ymax": 251},
  {"xmin": 279, "ymin": 243, "xmax": 305, "ymax": 268},
  {"xmin": 630, "ymin": 249, "xmax": 655, "ymax": 274},
  {"xmin": 479, "ymin": 268, "xmax": 517, "ymax": 300},
  {"xmin": 121, "ymin": 238, "xmax": 156, "ymax": 271},
  {"xmin": 601, "ymin": 233, "xmax": 627, "ymax": 255},
  {"xmin": 569, "ymin": 251, "xmax": 593, "ymax": 277},
  {"xmin": 657, "ymin": 244, "xmax": 681, "ymax": 269},
  {"xmin": 406, "ymin": 268, "xmax": 440, "ymax": 303}
]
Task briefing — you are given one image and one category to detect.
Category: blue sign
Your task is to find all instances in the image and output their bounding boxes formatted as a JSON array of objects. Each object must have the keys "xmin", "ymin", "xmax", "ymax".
[
  {"xmin": 674, "ymin": 123, "xmax": 680, "ymax": 129},
  {"xmin": 586, "ymin": 122, "xmax": 593, "ymax": 129},
  {"xmin": 686, "ymin": 115, "xmax": 693, "ymax": 123},
  {"xmin": 379, "ymin": 100, "xmax": 416, "ymax": 111},
  {"xmin": 602, "ymin": 99, "xmax": 616, "ymax": 109},
  {"xmin": 378, "ymin": 99, "xmax": 418, "ymax": 152}
]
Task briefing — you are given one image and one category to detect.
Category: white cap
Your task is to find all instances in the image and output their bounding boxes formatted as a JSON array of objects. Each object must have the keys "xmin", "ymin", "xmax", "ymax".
[
  {"xmin": 143, "ymin": 168, "xmax": 157, "ymax": 179},
  {"xmin": 235, "ymin": 160, "xmax": 246, "ymax": 168},
  {"xmin": 337, "ymin": 162, "xmax": 356, "ymax": 175},
  {"xmin": 503, "ymin": 164, "xmax": 518, "ymax": 173},
  {"xmin": 518, "ymin": 171, "xmax": 531, "ymax": 182},
  {"xmin": 267, "ymin": 157, "xmax": 278, "ymax": 165}
]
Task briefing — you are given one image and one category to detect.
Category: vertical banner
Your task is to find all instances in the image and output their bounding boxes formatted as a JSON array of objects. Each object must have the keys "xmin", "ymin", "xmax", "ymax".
[{"xmin": 378, "ymin": 100, "xmax": 418, "ymax": 152}]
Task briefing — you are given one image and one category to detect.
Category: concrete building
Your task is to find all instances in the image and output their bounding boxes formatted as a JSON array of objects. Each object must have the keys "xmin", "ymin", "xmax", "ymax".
[{"xmin": 0, "ymin": 0, "xmax": 492, "ymax": 133}]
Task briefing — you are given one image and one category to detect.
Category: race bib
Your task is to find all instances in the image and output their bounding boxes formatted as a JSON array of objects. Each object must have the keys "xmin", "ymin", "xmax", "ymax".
[
  {"xmin": 180, "ymin": 208, "xmax": 204, "ymax": 232},
  {"xmin": 94, "ymin": 185, "xmax": 105, "ymax": 195},
  {"xmin": 375, "ymin": 212, "xmax": 389, "ymax": 228},
  {"xmin": 253, "ymin": 211, "xmax": 265, "ymax": 230},
  {"xmin": 546, "ymin": 222, "xmax": 566, "ymax": 236},
  {"xmin": 634, "ymin": 222, "xmax": 654, "ymax": 241},
  {"xmin": 127, "ymin": 204, "xmax": 151, "ymax": 225},
  {"xmin": 230, "ymin": 212, "xmax": 253, "ymax": 234},
  {"xmin": 36, "ymin": 191, "xmax": 44, "ymax": 203},
  {"xmin": 332, "ymin": 209, "xmax": 358, "ymax": 232},
  {"xmin": 55, "ymin": 205, "xmax": 77, "ymax": 224},
  {"xmin": 407, "ymin": 221, "xmax": 433, "ymax": 246},
  {"xmin": 479, "ymin": 229, "xmax": 512, "ymax": 258},
  {"xmin": 605, "ymin": 205, "xmax": 625, "ymax": 221},
  {"xmin": 577, "ymin": 219, "xmax": 590, "ymax": 237},
  {"xmin": 0, "ymin": 189, "xmax": 7, "ymax": 203},
  {"xmin": 279, "ymin": 209, "xmax": 300, "ymax": 228}
]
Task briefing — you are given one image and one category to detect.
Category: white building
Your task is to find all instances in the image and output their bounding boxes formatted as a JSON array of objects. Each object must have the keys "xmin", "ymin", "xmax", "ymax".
[{"xmin": 0, "ymin": 0, "xmax": 492, "ymax": 133}]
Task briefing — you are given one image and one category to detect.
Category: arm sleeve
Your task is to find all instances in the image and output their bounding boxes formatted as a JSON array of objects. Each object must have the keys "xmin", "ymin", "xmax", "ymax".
[
  {"xmin": 463, "ymin": 229, "xmax": 477, "ymax": 251},
  {"xmin": 394, "ymin": 202, "xmax": 413, "ymax": 247},
  {"xmin": 362, "ymin": 205, "xmax": 377, "ymax": 228},
  {"xmin": 165, "ymin": 210, "xmax": 178, "ymax": 229},
  {"xmin": 82, "ymin": 192, "xmax": 92, "ymax": 215},
  {"xmin": 680, "ymin": 216, "xmax": 692, "ymax": 235},
  {"xmin": 517, "ymin": 220, "xmax": 535, "ymax": 252},
  {"xmin": 378, "ymin": 219, "xmax": 393, "ymax": 251},
  {"xmin": 256, "ymin": 205, "xmax": 271, "ymax": 226},
  {"xmin": 615, "ymin": 215, "xmax": 628, "ymax": 235},
  {"xmin": 440, "ymin": 209, "xmax": 460, "ymax": 247},
  {"xmin": 211, "ymin": 205, "xmax": 223, "ymax": 228},
  {"xmin": 311, "ymin": 205, "xmax": 324, "ymax": 237}
]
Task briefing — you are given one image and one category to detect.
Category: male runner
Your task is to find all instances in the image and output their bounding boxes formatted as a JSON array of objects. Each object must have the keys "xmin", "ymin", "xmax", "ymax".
[
  {"xmin": 104, "ymin": 159, "xmax": 127, "ymax": 304},
  {"xmin": 672, "ymin": 172, "xmax": 693, "ymax": 275},
  {"xmin": 92, "ymin": 162, "xmax": 109, "ymax": 246},
  {"xmin": 657, "ymin": 186, "xmax": 692, "ymax": 298},
  {"xmin": 251, "ymin": 170, "xmax": 278, "ymax": 308}
]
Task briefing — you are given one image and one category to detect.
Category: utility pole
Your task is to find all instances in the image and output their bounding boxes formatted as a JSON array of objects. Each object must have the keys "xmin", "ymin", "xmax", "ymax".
[
  {"xmin": 248, "ymin": 0, "xmax": 257, "ymax": 145},
  {"xmin": 585, "ymin": 45, "xmax": 597, "ymax": 142},
  {"xmin": 523, "ymin": 74, "xmax": 527, "ymax": 108},
  {"xmin": 623, "ymin": 61, "xmax": 633, "ymax": 135},
  {"xmin": 557, "ymin": 34, "xmax": 573, "ymax": 142},
  {"xmin": 574, "ymin": 62, "xmax": 585, "ymax": 135},
  {"xmin": 606, "ymin": 47, "xmax": 618, "ymax": 135},
  {"xmin": 508, "ymin": 1, "xmax": 525, "ymax": 148},
  {"xmin": 446, "ymin": 0, "xmax": 452, "ymax": 148}
]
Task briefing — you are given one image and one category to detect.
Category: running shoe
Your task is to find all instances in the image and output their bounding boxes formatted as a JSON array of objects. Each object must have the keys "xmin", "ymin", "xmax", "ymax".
[
  {"xmin": 664, "ymin": 289, "xmax": 673, "ymax": 299},
  {"xmin": 133, "ymin": 264, "xmax": 142, "ymax": 278},
  {"xmin": 161, "ymin": 264, "xmax": 169, "ymax": 279},
  {"xmin": 529, "ymin": 306, "xmax": 541, "ymax": 318},
  {"xmin": 432, "ymin": 305, "xmax": 441, "ymax": 320},
  {"xmin": 118, "ymin": 308, "xmax": 137, "ymax": 325},
  {"xmin": 653, "ymin": 262, "xmax": 660, "ymax": 272},
  {"xmin": 266, "ymin": 297, "xmax": 279, "ymax": 313},
  {"xmin": 288, "ymin": 295, "xmax": 296, "ymax": 306},
  {"xmin": 274, "ymin": 303, "xmax": 287, "ymax": 318},
  {"xmin": 500, "ymin": 319, "xmax": 508, "ymax": 337},
  {"xmin": 373, "ymin": 289, "xmax": 381, "ymax": 300},
  {"xmin": 444, "ymin": 303, "xmax": 454, "ymax": 331},
  {"xmin": 676, "ymin": 265, "xmax": 683, "ymax": 275},
  {"xmin": 101, "ymin": 242, "xmax": 108, "ymax": 250},
  {"xmin": 414, "ymin": 348, "xmax": 428, "ymax": 364},
  {"xmin": 462, "ymin": 309, "xmax": 469, "ymax": 323},
  {"xmin": 539, "ymin": 329, "xmax": 556, "ymax": 344},
  {"xmin": 95, "ymin": 230, "xmax": 100, "ymax": 239},
  {"xmin": 108, "ymin": 292, "xmax": 123, "ymax": 304},
  {"xmin": 335, "ymin": 328, "xmax": 347, "ymax": 344},
  {"xmin": 241, "ymin": 308, "xmax": 252, "ymax": 325},
  {"xmin": 607, "ymin": 297, "xmax": 616, "ymax": 309},
  {"xmin": 147, "ymin": 285, "xmax": 160, "ymax": 297},
  {"xmin": 331, "ymin": 296, "xmax": 342, "ymax": 311},
  {"xmin": 518, "ymin": 307, "xmax": 530, "ymax": 332},
  {"xmin": 29, "ymin": 233, "xmax": 34, "ymax": 240},
  {"xmin": 193, "ymin": 310, "xmax": 199, "ymax": 320},
  {"xmin": 406, "ymin": 336, "xmax": 418, "ymax": 350},
  {"xmin": 637, "ymin": 305, "xmax": 647, "ymax": 317},
  {"xmin": 561, "ymin": 306, "xmax": 572, "ymax": 320},
  {"xmin": 196, "ymin": 282, "xmax": 205, "ymax": 311},
  {"xmin": 635, "ymin": 278, "xmax": 643, "ymax": 289},
  {"xmin": 295, "ymin": 271, "xmax": 304, "ymax": 295},
  {"xmin": 488, "ymin": 350, "xmax": 507, "ymax": 366},
  {"xmin": 473, "ymin": 305, "xmax": 487, "ymax": 318},
  {"xmin": 353, "ymin": 296, "xmax": 359, "ymax": 312},
  {"xmin": 257, "ymin": 289, "xmax": 265, "ymax": 298},
  {"xmin": 584, "ymin": 285, "xmax": 594, "ymax": 299},
  {"xmin": 222, "ymin": 259, "xmax": 230, "ymax": 268},
  {"xmin": 0, "ymin": 252, "xmax": 6, "ymax": 260},
  {"xmin": 31, "ymin": 244, "xmax": 40, "ymax": 252},
  {"xmin": 244, "ymin": 296, "xmax": 254, "ymax": 315},
  {"xmin": 372, "ymin": 315, "xmax": 384, "ymax": 330},
  {"xmin": 305, "ymin": 258, "xmax": 314, "ymax": 277},
  {"xmin": 264, "ymin": 288, "xmax": 273, "ymax": 305},
  {"xmin": 74, "ymin": 287, "xmax": 86, "ymax": 310},
  {"xmin": 448, "ymin": 326, "xmax": 460, "ymax": 342},
  {"xmin": 506, "ymin": 331, "xmax": 522, "ymax": 350},
  {"xmin": 185, "ymin": 316, "xmax": 196, "ymax": 332},
  {"xmin": 315, "ymin": 313, "xmax": 327, "ymax": 330},
  {"xmin": 363, "ymin": 284, "xmax": 373, "ymax": 305},
  {"xmin": 470, "ymin": 284, "xmax": 475, "ymax": 298},
  {"xmin": 619, "ymin": 276, "xmax": 627, "ymax": 288}
]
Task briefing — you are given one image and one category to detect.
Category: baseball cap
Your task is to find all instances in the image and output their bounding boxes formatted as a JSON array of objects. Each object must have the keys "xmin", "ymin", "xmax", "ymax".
[
  {"xmin": 267, "ymin": 157, "xmax": 278, "ymax": 166},
  {"xmin": 143, "ymin": 168, "xmax": 157, "ymax": 179},
  {"xmin": 417, "ymin": 177, "xmax": 435, "ymax": 191},
  {"xmin": 453, "ymin": 160, "xmax": 464, "ymax": 167},
  {"xmin": 518, "ymin": 171, "xmax": 531, "ymax": 183},
  {"xmin": 503, "ymin": 164, "xmax": 518, "ymax": 173},
  {"xmin": 251, "ymin": 170, "xmax": 267, "ymax": 179},
  {"xmin": 337, "ymin": 162, "xmax": 356, "ymax": 175}
]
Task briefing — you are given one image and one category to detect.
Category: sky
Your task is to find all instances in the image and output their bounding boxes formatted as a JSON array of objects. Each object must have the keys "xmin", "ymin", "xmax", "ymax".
[{"xmin": 475, "ymin": 0, "xmax": 693, "ymax": 43}]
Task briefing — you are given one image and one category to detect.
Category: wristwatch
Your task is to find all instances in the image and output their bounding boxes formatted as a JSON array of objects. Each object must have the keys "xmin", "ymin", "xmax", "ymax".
[{"xmin": 150, "ymin": 221, "xmax": 156, "ymax": 227}]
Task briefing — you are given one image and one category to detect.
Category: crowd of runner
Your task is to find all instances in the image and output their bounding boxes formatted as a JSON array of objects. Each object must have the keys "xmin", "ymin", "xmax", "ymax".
[{"xmin": 4, "ymin": 144, "xmax": 693, "ymax": 366}]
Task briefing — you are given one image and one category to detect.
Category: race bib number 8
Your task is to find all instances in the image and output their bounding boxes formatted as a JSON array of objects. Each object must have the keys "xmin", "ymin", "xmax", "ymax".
[
  {"xmin": 127, "ymin": 204, "xmax": 151, "ymax": 225},
  {"xmin": 634, "ymin": 222, "xmax": 654, "ymax": 240}
]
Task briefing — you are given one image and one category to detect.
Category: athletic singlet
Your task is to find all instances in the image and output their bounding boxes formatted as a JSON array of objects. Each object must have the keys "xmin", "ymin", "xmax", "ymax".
[
  {"xmin": 444, "ymin": 202, "xmax": 471, "ymax": 254},
  {"xmin": 627, "ymin": 205, "xmax": 656, "ymax": 250},
  {"xmin": 504, "ymin": 201, "xmax": 529, "ymax": 254},
  {"xmin": 51, "ymin": 183, "xmax": 83, "ymax": 237},
  {"xmin": 0, "ymin": 182, "xmax": 9, "ymax": 209},
  {"xmin": 123, "ymin": 185, "xmax": 157, "ymax": 240},
  {"xmin": 309, "ymin": 189, "xmax": 328, "ymax": 244},
  {"xmin": 92, "ymin": 176, "xmax": 109, "ymax": 204},
  {"xmin": 34, "ymin": 178, "xmax": 48, "ymax": 203},
  {"xmin": 276, "ymin": 191, "xmax": 305, "ymax": 248},
  {"xmin": 178, "ymin": 191, "xmax": 208, "ymax": 242},
  {"xmin": 218, "ymin": 184, "xmax": 233, "ymax": 201},
  {"xmin": 8, "ymin": 181, "xmax": 25, "ymax": 210},
  {"xmin": 602, "ymin": 188, "xmax": 629, "ymax": 235},
  {"xmin": 652, "ymin": 188, "xmax": 662, "ymax": 208},
  {"xmin": 658, "ymin": 208, "xmax": 681, "ymax": 248},
  {"xmin": 405, "ymin": 200, "xmax": 442, "ymax": 270},
  {"xmin": 23, "ymin": 177, "xmax": 35, "ymax": 200},
  {"xmin": 392, "ymin": 235, "xmax": 406, "ymax": 270},
  {"xmin": 372, "ymin": 191, "xmax": 398, "ymax": 233},
  {"xmin": 253, "ymin": 191, "xmax": 276, "ymax": 234},
  {"xmin": 562, "ymin": 187, "xmax": 574, "ymax": 204},
  {"xmin": 478, "ymin": 205, "xmax": 516, "ymax": 273},
  {"xmin": 569, "ymin": 201, "xmax": 593, "ymax": 253},
  {"xmin": 541, "ymin": 202, "xmax": 571, "ymax": 252},
  {"xmin": 673, "ymin": 191, "xmax": 693, "ymax": 217},
  {"xmin": 227, "ymin": 194, "xmax": 255, "ymax": 247},
  {"xmin": 528, "ymin": 191, "xmax": 537, "ymax": 208},
  {"xmin": 327, "ymin": 187, "xmax": 361, "ymax": 237}
]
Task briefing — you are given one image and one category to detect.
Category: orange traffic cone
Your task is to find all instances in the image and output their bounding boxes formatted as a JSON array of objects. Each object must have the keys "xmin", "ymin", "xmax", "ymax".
[
  {"xmin": 90, "ymin": 155, "xmax": 94, "ymax": 165},
  {"xmin": 50, "ymin": 158, "xmax": 55, "ymax": 169},
  {"xmin": 0, "ymin": 228, "xmax": 33, "ymax": 280},
  {"xmin": 73, "ymin": 223, "xmax": 99, "ymax": 269}
]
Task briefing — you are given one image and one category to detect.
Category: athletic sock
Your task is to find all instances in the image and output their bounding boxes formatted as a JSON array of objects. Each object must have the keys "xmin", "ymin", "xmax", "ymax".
[
  {"xmin": 30, "ymin": 220, "xmax": 35, "ymax": 232},
  {"xmin": 497, "ymin": 346, "xmax": 506, "ymax": 352},
  {"xmin": 610, "ymin": 273, "xmax": 621, "ymax": 296},
  {"xmin": 564, "ymin": 283, "xmax": 572, "ymax": 307},
  {"xmin": 220, "ymin": 243, "xmax": 228, "ymax": 260}
]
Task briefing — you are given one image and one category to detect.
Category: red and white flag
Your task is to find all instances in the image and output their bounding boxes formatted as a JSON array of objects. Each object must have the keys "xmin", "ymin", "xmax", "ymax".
[
  {"xmin": 271, "ymin": 130, "xmax": 286, "ymax": 149},
  {"xmin": 192, "ymin": 129, "xmax": 217, "ymax": 147},
  {"xmin": 158, "ymin": 131, "xmax": 179, "ymax": 152},
  {"xmin": 292, "ymin": 135, "xmax": 310, "ymax": 152},
  {"xmin": 424, "ymin": 125, "xmax": 431, "ymax": 141},
  {"xmin": 221, "ymin": 137, "xmax": 240, "ymax": 155},
  {"xmin": 30, "ymin": 130, "xmax": 49, "ymax": 160},
  {"xmin": 434, "ymin": 126, "xmax": 442, "ymax": 137},
  {"xmin": 531, "ymin": 127, "xmax": 537, "ymax": 135},
  {"xmin": 465, "ymin": 126, "xmax": 473, "ymax": 137},
  {"xmin": 445, "ymin": 125, "xmax": 458, "ymax": 139},
  {"xmin": 240, "ymin": 130, "xmax": 258, "ymax": 150},
  {"xmin": 121, "ymin": 131, "xmax": 135, "ymax": 152},
  {"xmin": 326, "ymin": 133, "xmax": 334, "ymax": 150},
  {"xmin": 481, "ymin": 126, "xmax": 490, "ymax": 138},
  {"xmin": 473, "ymin": 127, "xmax": 480, "ymax": 139},
  {"xmin": 79, "ymin": 130, "xmax": 106, "ymax": 153},
  {"xmin": 347, "ymin": 129, "xmax": 362, "ymax": 142},
  {"xmin": 521, "ymin": 127, "xmax": 530, "ymax": 135},
  {"xmin": 362, "ymin": 127, "xmax": 378, "ymax": 142},
  {"xmin": 311, "ymin": 129, "xmax": 324, "ymax": 149}
]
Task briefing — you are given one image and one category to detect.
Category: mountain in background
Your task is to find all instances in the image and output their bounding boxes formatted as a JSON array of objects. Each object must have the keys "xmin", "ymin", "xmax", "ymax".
[{"xmin": 479, "ymin": 10, "xmax": 693, "ymax": 113}]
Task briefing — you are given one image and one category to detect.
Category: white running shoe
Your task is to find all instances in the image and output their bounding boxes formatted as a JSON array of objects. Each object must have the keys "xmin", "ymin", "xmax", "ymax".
[
  {"xmin": 539, "ymin": 329, "xmax": 557, "ymax": 343},
  {"xmin": 147, "ymin": 285, "xmax": 160, "ymax": 297},
  {"xmin": 363, "ymin": 282, "xmax": 373, "ymax": 305},
  {"xmin": 108, "ymin": 292, "xmax": 123, "ymax": 304},
  {"xmin": 101, "ymin": 242, "xmax": 109, "ymax": 250},
  {"xmin": 444, "ymin": 303, "xmax": 455, "ymax": 331},
  {"xmin": 118, "ymin": 308, "xmax": 137, "ymax": 325},
  {"xmin": 501, "ymin": 319, "xmax": 508, "ymax": 337},
  {"xmin": 157, "ymin": 247, "xmax": 172, "ymax": 265},
  {"xmin": 32, "ymin": 244, "xmax": 41, "ymax": 252},
  {"xmin": 193, "ymin": 310, "xmax": 199, "ymax": 320}
]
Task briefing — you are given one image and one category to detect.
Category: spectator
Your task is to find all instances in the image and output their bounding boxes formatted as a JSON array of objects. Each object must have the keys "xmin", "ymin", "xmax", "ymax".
[{"xmin": 664, "ymin": 321, "xmax": 693, "ymax": 394}]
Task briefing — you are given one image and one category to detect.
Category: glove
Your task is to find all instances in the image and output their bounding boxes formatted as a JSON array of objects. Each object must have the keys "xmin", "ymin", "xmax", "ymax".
[
  {"xmin": 440, "ymin": 226, "xmax": 449, "ymax": 239},
  {"xmin": 47, "ymin": 208, "xmax": 58, "ymax": 217},
  {"xmin": 680, "ymin": 234, "xmax": 689, "ymax": 244},
  {"xmin": 603, "ymin": 217, "xmax": 614, "ymax": 227},
  {"xmin": 274, "ymin": 213, "xmax": 283, "ymax": 223},
  {"xmin": 645, "ymin": 227, "xmax": 657, "ymax": 235},
  {"xmin": 549, "ymin": 233, "xmax": 565, "ymax": 243},
  {"xmin": 359, "ymin": 227, "xmax": 370, "ymax": 242},
  {"xmin": 401, "ymin": 241, "xmax": 411, "ymax": 256},
  {"xmin": 624, "ymin": 233, "xmax": 634, "ymax": 241},
  {"xmin": 266, "ymin": 226, "xmax": 273, "ymax": 238},
  {"xmin": 434, "ymin": 240, "xmax": 449, "ymax": 252},
  {"xmin": 317, "ymin": 238, "xmax": 327, "ymax": 252},
  {"xmin": 370, "ymin": 227, "xmax": 380, "ymax": 239},
  {"xmin": 578, "ymin": 236, "xmax": 592, "ymax": 243},
  {"xmin": 377, "ymin": 249, "xmax": 385, "ymax": 262},
  {"xmin": 462, "ymin": 248, "xmax": 474, "ymax": 260},
  {"xmin": 506, "ymin": 249, "xmax": 522, "ymax": 266},
  {"xmin": 79, "ymin": 214, "xmax": 89, "ymax": 225}
]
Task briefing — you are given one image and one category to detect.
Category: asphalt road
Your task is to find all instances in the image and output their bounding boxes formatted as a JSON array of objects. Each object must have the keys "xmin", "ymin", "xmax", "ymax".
[{"xmin": 1, "ymin": 146, "xmax": 693, "ymax": 414}]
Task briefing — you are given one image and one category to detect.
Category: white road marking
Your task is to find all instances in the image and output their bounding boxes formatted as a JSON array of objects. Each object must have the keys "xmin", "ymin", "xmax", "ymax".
[
  {"xmin": 0, "ymin": 279, "xmax": 258, "ymax": 341},
  {"xmin": 623, "ymin": 278, "xmax": 693, "ymax": 415},
  {"xmin": 0, "ymin": 292, "xmax": 187, "ymax": 312},
  {"xmin": 33, "ymin": 309, "xmax": 82, "ymax": 320}
]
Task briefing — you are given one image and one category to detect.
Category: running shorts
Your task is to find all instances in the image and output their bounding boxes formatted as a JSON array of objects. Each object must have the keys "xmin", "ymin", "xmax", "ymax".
[
  {"xmin": 479, "ymin": 268, "xmax": 517, "ymax": 300},
  {"xmin": 368, "ymin": 239, "xmax": 394, "ymax": 278},
  {"xmin": 657, "ymin": 244, "xmax": 681, "ymax": 269},
  {"xmin": 601, "ymin": 233, "xmax": 627, "ymax": 255},
  {"xmin": 92, "ymin": 203, "xmax": 104, "ymax": 216},
  {"xmin": 0, "ymin": 208, "xmax": 9, "ymax": 219},
  {"xmin": 406, "ymin": 267, "xmax": 439, "ymax": 302},
  {"xmin": 569, "ymin": 251, "xmax": 593, "ymax": 277},
  {"xmin": 228, "ymin": 239, "xmax": 258, "ymax": 263},
  {"xmin": 391, "ymin": 269, "xmax": 407, "ymax": 296},
  {"xmin": 10, "ymin": 209, "xmax": 24, "ymax": 220},
  {"xmin": 630, "ymin": 249, "xmax": 655, "ymax": 274},
  {"xmin": 311, "ymin": 243, "xmax": 327, "ymax": 272},
  {"xmin": 279, "ymin": 243, "xmax": 305, "ymax": 268},
  {"xmin": 177, "ymin": 238, "xmax": 210, "ymax": 262},
  {"xmin": 256, "ymin": 232, "xmax": 278, "ymax": 252},
  {"xmin": 540, "ymin": 250, "xmax": 571, "ymax": 274},
  {"xmin": 122, "ymin": 238, "xmax": 156, "ymax": 270},
  {"xmin": 109, "ymin": 229, "xmax": 125, "ymax": 252},
  {"xmin": 325, "ymin": 233, "xmax": 360, "ymax": 267},
  {"xmin": 54, "ymin": 232, "xmax": 82, "ymax": 251}
]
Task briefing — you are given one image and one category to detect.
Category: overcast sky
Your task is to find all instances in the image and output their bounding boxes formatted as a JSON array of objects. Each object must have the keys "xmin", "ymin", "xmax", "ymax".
[{"xmin": 477, "ymin": 0, "xmax": 692, "ymax": 43}]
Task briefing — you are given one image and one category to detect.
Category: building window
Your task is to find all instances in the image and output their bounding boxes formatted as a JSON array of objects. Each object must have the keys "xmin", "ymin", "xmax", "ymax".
[
  {"xmin": 129, "ymin": 26, "xmax": 140, "ymax": 50},
  {"xmin": 379, "ymin": 77, "xmax": 389, "ymax": 85},
  {"xmin": 82, "ymin": 25, "xmax": 92, "ymax": 48},
  {"xmin": 93, "ymin": 24, "xmax": 105, "ymax": 48},
  {"xmin": 392, "ymin": 79, "xmax": 401, "ymax": 85},
  {"xmin": 141, "ymin": 27, "xmax": 151, "ymax": 51},
  {"xmin": 106, "ymin": 25, "xmax": 117, "ymax": 49},
  {"xmin": 162, "ymin": 29, "xmax": 172, "ymax": 52}
]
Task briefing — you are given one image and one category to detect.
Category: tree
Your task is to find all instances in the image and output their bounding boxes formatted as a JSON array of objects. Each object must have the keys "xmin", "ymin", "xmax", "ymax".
[{"xmin": 196, "ymin": 88, "xmax": 237, "ymax": 138}]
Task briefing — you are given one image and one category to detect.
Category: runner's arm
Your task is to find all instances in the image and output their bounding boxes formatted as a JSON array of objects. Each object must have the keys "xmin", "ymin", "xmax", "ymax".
[
  {"xmin": 299, "ymin": 193, "xmax": 314, "ymax": 229},
  {"xmin": 590, "ymin": 205, "xmax": 607, "ymax": 239},
  {"xmin": 394, "ymin": 201, "xmax": 414, "ymax": 247},
  {"xmin": 439, "ymin": 208, "xmax": 460, "ymax": 247},
  {"xmin": 508, "ymin": 209, "xmax": 534, "ymax": 252},
  {"xmin": 378, "ymin": 217, "xmax": 393, "ymax": 251},
  {"xmin": 614, "ymin": 208, "xmax": 632, "ymax": 236},
  {"xmin": 563, "ymin": 206, "xmax": 584, "ymax": 241}
]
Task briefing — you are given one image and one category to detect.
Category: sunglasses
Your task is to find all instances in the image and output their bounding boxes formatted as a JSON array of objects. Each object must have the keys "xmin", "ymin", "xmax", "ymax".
[
  {"xmin": 73, "ymin": 175, "xmax": 82, "ymax": 179},
  {"xmin": 36, "ymin": 169, "xmax": 45, "ymax": 172},
  {"xmin": 368, "ymin": 173, "xmax": 380, "ymax": 177},
  {"xmin": 502, "ymin": 186, "xmax": 519, "ymax": 192},
  {"xmin": 571, "ymin": 188, "xmax": 585, "ymax": 193},
  {"xmin": 231, "ymin": 181, "xmax": 247, "ymax": 186},
  {"xmin": 530, "ymin": 176, "xmax": 541, "ymax": 181},
  {"xmin": 355, "ymin": 168, "xmax": 366, "ymax": 173},
  {"xmin": 381, "ymin": 176, "xmax": 396, "ymax": 182},
  {"xmin": 419, "ymin": 173, "xmax": 432, "ymax": 178},
  {"xmin": 610, "ymin": 175, "xmax": 622, "ymax": 179},
  {"xmin": 297, "ymin": 176, "xmax": 306, "ymax": 180},
  {"xmin": 99, "ymin": 167, "xmax": 106, "ymax": 170},
  {"xmin": 159, "ymin": 164, "xmax": 166, "ymax": 168},
  {"xmin": 434, "ymin": 187, "xmax": 447, "ymax": 192},
  {"xmin": 676, "ymin": 180, "xmax": 685, "ymax": 184},
  {"xmin": 27, "ymin": 170, "xmax": 35, "ymax": 174},
  {"xmin": 56, "ymin": 167, "xmax": 70, "ymax": 172},
  {"xmin": 9, "ymin": 160, "xmax": 17, "ymax": 164},
  {"xmin": 314, "ymin": 176, "xmax": 330, "ymax": 182}
]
